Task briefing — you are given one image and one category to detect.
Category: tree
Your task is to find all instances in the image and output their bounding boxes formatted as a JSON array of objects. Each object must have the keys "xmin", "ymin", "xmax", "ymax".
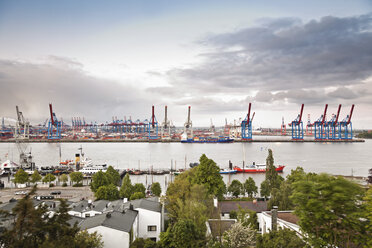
[
  {"xmin": 222, "ymin": 222, "xmax": 256, "ymax": 248},
  {"xmin": 0, "ymin": 187, "xmax": 103, "ymax": 248},
  {"xmin": 244, "ymin": 177, "xmax": 257, "ymax": 197},
  {"xmin": 69, "ymin": 172, "xmax": 84, "ymax": 185},
  {"xmin": 291, "ymin": 173, "xmax": 367, "ymax": 247},
  {"xmin": 264, "ymin": 149, "xmax": 283, "ymax": 192},
  {"xmin": 13, "ymin": 169, "xmax": 29, "ymax": 185},
  {"xmin": 105, "ymin": 166, "xmax": 121, "ymax": 186},
  {"xmin": 133, "ymin": 183, "xmax": 146, "ymax": 195},
  {"xmin": 95, "ymin": 184, "xmax": 120, "ymax": 201},
  {"xmin": 90, "ymin": 171, "xmax": 109, "ymax": 192},
  {"xmin": 256, "ymin": 228, "xmax": 306, "ymax": 248},
  {"xmin": 60, "ymin": 174, "xmax": 68, "ymax": 185},
  {"xmin": 193, "ymin": 154, "xmax": 226, "ymax": 200},
  {"xmin": 228, "ymin": 180, "xmax": 243, "ymax": 198},
  {"xmin": 151, "ymin": 182, "xmax": 161, "ymax": 197},
  {"xmin": 130, "ymin": 192, "xmax": 145, "ymax": 200},
  {"xmin": 130, "ymin": 238, "xmax": 158, "ymax": 248},
  {"xmin": 260, "ymin": 180, "xmax": 270, "ymax": 199},
  {"xmin": 171, "ymin": 219, "xmax": 205, "ymax": 248},
  {"xmin": 234, "ymin": 205, "xmax": 258, "ymax": 229},
  {"xmin": 364, "ymin": 186, "xmax": 372, "ymax": 247},
  {"xmin": 120, "ymin": 174, "xmax": 133, "ymax": 199},
  {"xmin": 30, "ymin": 170, "xmax": 41, "ymax": 184},
  {"xmin": 42, "ymin": 173, "xmax": 56, "ymax": 185}
]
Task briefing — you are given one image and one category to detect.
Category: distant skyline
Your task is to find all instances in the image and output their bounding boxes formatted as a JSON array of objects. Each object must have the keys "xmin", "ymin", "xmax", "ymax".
[{"xmin": 1, "ymin": 0, "xmax": 372, "ymax": 128}]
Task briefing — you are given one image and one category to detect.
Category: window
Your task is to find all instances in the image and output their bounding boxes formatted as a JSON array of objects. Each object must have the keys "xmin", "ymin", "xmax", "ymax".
[
  {"xmin": 85, "ymin": 213, "xmax": 90, "ymax": 218},
  {"xmin": 147, "ymin": 225, "xmax": 157, "ymax": 232}
]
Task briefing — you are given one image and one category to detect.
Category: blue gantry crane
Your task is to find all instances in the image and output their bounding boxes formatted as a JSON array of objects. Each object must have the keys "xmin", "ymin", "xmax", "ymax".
[
  {"xmin": 326, "ymin": 104, "xmax": 342, "ymax": 140},
  {"xmin": 313, "ymin": 104, "xmax": 328, "ymax": 140},
  {"xmin": 339, "ymin": 104, "xmax": 355, "ymax": 140},
  {"xmin": 241, "ymin": 103, "xmax": 254, "ymax": 140},
  {"xmin": 289, "ymin": 104, "xmax": 304, "ymax": 140},
  {"xmin": 47, "ymin": 103, "xmax": 62, "ymax": 139}
]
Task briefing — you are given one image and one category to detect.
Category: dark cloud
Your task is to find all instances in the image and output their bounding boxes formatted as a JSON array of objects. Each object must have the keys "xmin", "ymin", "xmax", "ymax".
[
  {"xmin": 163, "ymin": 14, "xmax": 372, "ymax": 105},
  {"xmin": 0, "ymin": 58, "xmax": 154, "ymax": 124}
]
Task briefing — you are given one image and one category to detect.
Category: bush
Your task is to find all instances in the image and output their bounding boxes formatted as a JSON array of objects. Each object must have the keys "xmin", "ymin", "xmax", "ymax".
[
  {"xmin": 62, "ymin": 182, "xmax": 68, "ymax": 187},
  {"xmin": 130, "ymin": 192, "xmax": 145, "ymax": 200},
  {"xmin": 73, "ymin": 183, "xmax": 83, "ymax": 187},
  {"xmin": 49, "ymin": 183, "xmax": 55, "ymax": 187}
]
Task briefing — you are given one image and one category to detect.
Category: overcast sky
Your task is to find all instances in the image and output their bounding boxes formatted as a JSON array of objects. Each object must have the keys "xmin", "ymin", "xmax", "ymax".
[{"xmin": 0, "ymin": 0, "xmax": 371, "ymax": 128}]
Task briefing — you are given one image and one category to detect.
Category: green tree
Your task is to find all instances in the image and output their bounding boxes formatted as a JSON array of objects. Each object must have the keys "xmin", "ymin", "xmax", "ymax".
[
  {"xmin": 42, "ymin": 173, "xmax": 56, "ymax": 185},
  {"xmin": 60, "ymin": 174, "xmax": 68, "ymax": 184},
  {"xmin": 234, "ymin": 205, "xmax": 258, "ymax": 230},
  {"xmin": 193, "ymin": 154, "xmax": 226, "ymax": 200},
  {"xmin": 130, "ymin": 192, "xmax": 145, "ymax": 200},
  {"xmin": 95, "ymin": 184, "xmax": 120, "ymax": 201},
  {"xmin": 120, "ymin": 174, "xmax": 133, "ymax": 199},
  {"xmin": 256, "ymin": 228, "xmax": 306, "ymax": 248},
  {"xmin": 69, "ymin": 172, "xmax": 84, "ymax": 185},
  {"xmin": 291, "ymin": 173, "xmax": 367, "ymax": 247},
  {"xmin": 364, "ymin": 186, "xmax": 372, "ymax": 247},
  {"xmin": 260, "ymin": 180, "xmax": 270, "ymax": 199},
  {"xmin": 130, "ymin": 238, "xmax": 158, "ymax": 248},
  {"xmin": 133, "ymin": 183, "xmax": 146, "ymax": 195},
  {"xmin": 13, "ymin": 168, "xmax": 29, "ymax": 185},
  {"xmin": 244, "ymin": 177, "xmax": 257, "ymax": 197},
  {"xmin": 151, "ymin": 182, "xmax": 162, "ymax": 197},
  {"xmin": 228, "ymin": 180, "xmax": 243, "ymax": 198},
  {"xmin": 264, "ymin": 149, "xmax": 283, "ymax": 191},
  {"xmin": 30, "ymin": 170, "xmax": 42, "ymax": 184},
  {"xmin": 105, "ymin": 166, "xmax": 121, "ymax": 186},
  {"xmin": 171, "ymin": 219, "xmax": 205, "ymax": 248},
  {"xmin": 90, "ymin": 171, "xmax": 109, "ymax": 192},
  {"xmin": 222, "ymin": 222, "xmax": 256, "ymax": 248},
  {"xmin": 74, "ymin": 230, "xmax": 103, "ymax": 248}
]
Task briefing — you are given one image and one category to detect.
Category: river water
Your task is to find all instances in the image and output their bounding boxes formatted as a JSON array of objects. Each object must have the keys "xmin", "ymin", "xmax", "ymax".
[{"xmin": 1, "ymin": 139, "xmax": 371, "ymax": 190}]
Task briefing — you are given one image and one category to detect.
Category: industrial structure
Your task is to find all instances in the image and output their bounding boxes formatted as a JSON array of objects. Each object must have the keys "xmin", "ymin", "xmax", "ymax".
[
  {"xmin": 0, "ymin": 103, "xmax": 358, "ymax": 142},
  {"xmin": 289, "ymin": 104, "xmax": 304, "ymax": 140},
  {"xmin": 241, "ymin": 103, "xmax": 254, "ymax": 140}
]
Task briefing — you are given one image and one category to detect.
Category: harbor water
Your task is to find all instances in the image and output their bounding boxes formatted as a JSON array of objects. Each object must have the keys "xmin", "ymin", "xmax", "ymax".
[{"xmin": 1, "ymin": 139, "xmax": 371, "ymax": 191}]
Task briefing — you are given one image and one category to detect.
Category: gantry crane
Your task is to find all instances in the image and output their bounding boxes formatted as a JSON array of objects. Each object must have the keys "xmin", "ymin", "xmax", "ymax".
[
  {"xmin": 281, "ymin": 117, "xmax": 286, "ymax": 136},
  {"xmin": 161, "ymin": 106, "xmax": 171, "ymax": 140},
  {"xmin": 289, "ymin": 104, "xmax": 304, "ymax": 140},
  {"xmin": 339, "ymin": 104, "xmax": 355, "ymax": 140},
  {"xmin": 241, "ymin": 103, "xmax": 254, "ymax": 140},
  {"xmin": 313, "ymin": 104, "xmax": 328, "ymax": 140},
  {"xmin": 148, "ymin": 105, "xmax": 159, "ymax": 140},
  {"xmin": 326, "ymin": 104, "xmax": 342, "ymax": 140},
  {"xmin": 47, "ymin": 103, "xmax": 62, "ymax": 139},
  {"xmin": 183, "ymin": 106, "xmax": 193, "ymax": 141}
]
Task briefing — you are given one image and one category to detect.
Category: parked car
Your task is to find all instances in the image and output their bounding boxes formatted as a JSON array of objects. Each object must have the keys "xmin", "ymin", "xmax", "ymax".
[{"xmin": 50, "ymin": 191, "xmax": 61, "ymax": 195}]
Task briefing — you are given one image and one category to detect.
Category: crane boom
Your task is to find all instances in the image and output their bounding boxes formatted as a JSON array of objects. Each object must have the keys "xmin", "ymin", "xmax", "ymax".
[
  {"xmin": 347, "ymin": 104, "xmax": 355, "ymax": 124},
  {"xmin": 164, "ymin": 105, "xmax": 168, "ymax": 126},
  {"xmin": 334, "ymin": 104, "xmax": 342, "ymax": 126},
  {"xmin": 321, "ymin": 104, "xmax": 328, "ymax": 124},
  {"xmin": 49, "ymin": 103, "xmax": 55, "ymax": 126},
  {"xmin": 298, "ymin": 104, "xmax": 304, "ymax": 123},
  {"xmin": 187, "ymin": 106, "xmax": 191, "ymax": 124},
  {"xmin": 247, "ymin": 103, "xmax": 251, "ymax": 123},
  {"xmin": 151, "ymin": 105, "xmax": 155, "ymax": 127}
]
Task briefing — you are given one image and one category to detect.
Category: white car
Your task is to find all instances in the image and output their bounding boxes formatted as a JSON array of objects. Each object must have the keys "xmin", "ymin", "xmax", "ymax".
[{"xmin": 14, "ymin": 191, "xmax": 28, "ymax": 195}]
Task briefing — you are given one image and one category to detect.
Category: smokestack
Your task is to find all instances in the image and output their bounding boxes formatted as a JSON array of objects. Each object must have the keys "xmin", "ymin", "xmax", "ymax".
[
  {"xmin": 187, "ymin": 106, "xmax": 191, "ymax": 123},
  {"xmin": 271, "ymin": 206, "xmax": 278, "ymax": 231},
  {"xmin": 165, "ymin": 106, "xmax": 168, "ymax": 127}
]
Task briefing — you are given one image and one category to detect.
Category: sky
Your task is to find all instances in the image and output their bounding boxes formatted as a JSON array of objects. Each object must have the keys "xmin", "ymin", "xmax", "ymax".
[{"xmin": 0, "ymin": 0, "xmax": 372, "ymax": 128}]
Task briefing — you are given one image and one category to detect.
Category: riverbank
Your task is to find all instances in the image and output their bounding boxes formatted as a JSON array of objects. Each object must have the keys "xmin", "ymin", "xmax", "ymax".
[{"xmin": 0, "ymin": 138, "xmax": 365, "ymax": 143}]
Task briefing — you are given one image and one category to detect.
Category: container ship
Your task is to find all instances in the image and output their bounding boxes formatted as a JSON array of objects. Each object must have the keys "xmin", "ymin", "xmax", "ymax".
[{"xmin": 181, "ymin": 136, "xmax": 234, "ymax": 143}]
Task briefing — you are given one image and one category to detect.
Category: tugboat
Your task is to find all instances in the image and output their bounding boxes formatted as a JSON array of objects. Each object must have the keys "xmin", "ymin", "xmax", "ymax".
[{"xmin": 234, "ymin": 162, "xmax": 285, "ymax": 173}]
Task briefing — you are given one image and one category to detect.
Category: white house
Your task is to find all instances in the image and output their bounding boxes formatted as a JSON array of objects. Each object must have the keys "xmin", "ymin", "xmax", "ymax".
[
  {"xmin": 119, "ymin": 198, "xmax": 163, "ymax": 242},
  {"xmin": 258, "ymin": 210, "xmax": 301, "ymax": 235},
  {"xmin": 79, "ymin": 210, "xmax": 138, "ymax": 248}
]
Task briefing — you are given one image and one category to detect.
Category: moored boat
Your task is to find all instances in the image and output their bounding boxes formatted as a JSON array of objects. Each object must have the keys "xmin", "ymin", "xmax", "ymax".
[
  {"xmin": 181, "ymin": 136, "xmax": 234, "ymax": 143},
  {"xmin": 234, "ymin": 163, "xmax": 285, "ymax": 173},
  {"xmin": 219, "ymin": 168, "xmax": 237, "ymax": 174}
]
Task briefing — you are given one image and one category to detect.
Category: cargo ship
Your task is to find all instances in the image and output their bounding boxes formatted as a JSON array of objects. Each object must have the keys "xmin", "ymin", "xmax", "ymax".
[
  {"xmin": 181, "ymin": 136, "xmax": 234, "ymax": 143},
  {"xmin": 234, "ymin": 163, "xmax": 285, "ymax": 173}
]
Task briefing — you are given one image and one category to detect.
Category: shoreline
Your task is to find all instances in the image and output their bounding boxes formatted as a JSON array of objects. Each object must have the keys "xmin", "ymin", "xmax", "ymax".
[{"xmin": 0, "ymin": 138, "xmax": 365, "ymax": 143}]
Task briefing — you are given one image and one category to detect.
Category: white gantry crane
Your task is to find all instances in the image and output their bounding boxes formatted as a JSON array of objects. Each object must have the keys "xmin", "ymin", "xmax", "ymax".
[
  {"xmin": 161, "ymin": 105, "xmax": 171, "ymax": 140},
  {"xmin": 182, "ymin": 106, "xmax": 193, "ymax": 141}
]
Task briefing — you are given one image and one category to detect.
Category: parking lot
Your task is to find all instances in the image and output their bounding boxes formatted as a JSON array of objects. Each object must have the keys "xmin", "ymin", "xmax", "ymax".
[{"xmin": 0, "ymin": 186, "xmax": 95, "ymax": 203}]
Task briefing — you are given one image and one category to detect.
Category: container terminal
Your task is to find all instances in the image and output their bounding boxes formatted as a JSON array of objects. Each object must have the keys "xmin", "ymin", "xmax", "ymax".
[{"xmin": 0, "ymin": 103, "xmax": 364, "ymax": 143}]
